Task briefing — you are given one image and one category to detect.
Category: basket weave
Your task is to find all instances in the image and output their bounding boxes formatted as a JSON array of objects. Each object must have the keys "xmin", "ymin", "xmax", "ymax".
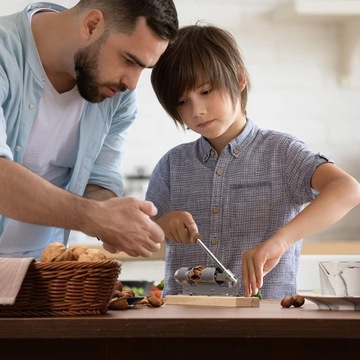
[{"xmin": 0, "ymin": 259, "xmax": 121, "ymax": 317}]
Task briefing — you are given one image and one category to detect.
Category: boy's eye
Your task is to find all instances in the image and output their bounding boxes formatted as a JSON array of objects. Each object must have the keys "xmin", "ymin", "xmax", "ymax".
[
  {"xmin": 201, "ymin": 88, "xmax": 211, "ymax": 95},
  {"xmin": 177, "ymin": 99, "xmax": 185, "ymax": 106}
]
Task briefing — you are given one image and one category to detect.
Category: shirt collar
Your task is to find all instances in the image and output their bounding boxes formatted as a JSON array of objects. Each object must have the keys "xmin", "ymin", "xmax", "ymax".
[
  {"xmin": 26, "ymin": 2, "xmax": 66, "ymax": 14},
  {"xmin": 198, "ymin": 118, "xmax": 258, "ymax": 161}
]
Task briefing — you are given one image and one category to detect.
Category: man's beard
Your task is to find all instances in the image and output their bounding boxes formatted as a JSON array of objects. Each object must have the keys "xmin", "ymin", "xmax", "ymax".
[{"xmin": 74, "ymin": 37, "xmax": 106, "ymax": 103}]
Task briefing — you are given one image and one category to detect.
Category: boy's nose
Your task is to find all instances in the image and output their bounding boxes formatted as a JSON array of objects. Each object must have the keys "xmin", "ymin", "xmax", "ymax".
[{"xmin": 192, "ymin": 103, "xmax": 206, "ymax": 118}]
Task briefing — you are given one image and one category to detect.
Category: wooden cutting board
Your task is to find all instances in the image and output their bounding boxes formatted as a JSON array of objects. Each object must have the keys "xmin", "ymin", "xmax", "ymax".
[{"xmin": 165, "ymin": 295, "xmax": 260, "ymax": 307}]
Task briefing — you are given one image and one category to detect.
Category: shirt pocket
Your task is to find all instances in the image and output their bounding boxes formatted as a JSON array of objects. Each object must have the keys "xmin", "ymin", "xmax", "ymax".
[{"xmin": 225, "ymin": 181, "xmax": 271, "ymax": 239}]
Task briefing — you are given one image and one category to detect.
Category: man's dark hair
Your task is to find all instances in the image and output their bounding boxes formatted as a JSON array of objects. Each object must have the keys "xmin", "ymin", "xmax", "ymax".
[{"xmin": 76, "ymin": 0, "xmax": 178, "ymax": 41}]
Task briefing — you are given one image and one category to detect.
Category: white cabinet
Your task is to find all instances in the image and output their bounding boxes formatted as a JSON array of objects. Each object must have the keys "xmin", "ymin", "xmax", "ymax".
[
  {"xmin": 276, "ymin": 0, "xmax": 360, "ymax": 17},
  {"xmin": 273, "ymin": 0, "xmax": 360, "ymax": 87}
]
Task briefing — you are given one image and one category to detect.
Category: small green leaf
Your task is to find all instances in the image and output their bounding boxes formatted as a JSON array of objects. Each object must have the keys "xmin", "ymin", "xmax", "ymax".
[
  {"xmin": 251, "ymin": 289, "xmax": 262, "ymax": 300},
  {"xmin": 156, "ymin": 279, "xmax": 164, "ymax": 290}
]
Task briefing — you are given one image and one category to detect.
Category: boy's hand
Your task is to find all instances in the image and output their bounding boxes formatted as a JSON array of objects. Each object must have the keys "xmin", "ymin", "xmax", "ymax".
[
  {"xmin": 241, "ymin": 236, "xmax": 288, "ymax": 296},
  {"xmin": 155, "ymin": 210, "xmax": 198, "ymax": 244}
]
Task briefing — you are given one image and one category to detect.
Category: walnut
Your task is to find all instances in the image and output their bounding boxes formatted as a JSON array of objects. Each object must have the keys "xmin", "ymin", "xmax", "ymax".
[
  {"xmin": 77, "ymin": 248, "xmax": 107, "ymax": 262},
  {"xmin": 189, "ymin": 264, "xmax": 206, "ymax": 282},
  {"xmin": 40, "ymin": 242, "xmax": 73, "ymax": 262},
  {"xmin": 69, "ymin": 245, "xmax": 89, "ymax": 260}
]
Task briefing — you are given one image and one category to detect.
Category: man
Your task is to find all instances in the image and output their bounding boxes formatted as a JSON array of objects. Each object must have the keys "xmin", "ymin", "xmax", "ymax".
[{"xmin": 0, "ymin": 0, "xmax": 178, "ymax": 259}]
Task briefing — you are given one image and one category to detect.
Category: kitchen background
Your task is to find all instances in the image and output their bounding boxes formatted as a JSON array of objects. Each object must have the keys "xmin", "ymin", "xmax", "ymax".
[{"xmin": 2, "ymin": 1, "xmax": 360, "ymax": 290}]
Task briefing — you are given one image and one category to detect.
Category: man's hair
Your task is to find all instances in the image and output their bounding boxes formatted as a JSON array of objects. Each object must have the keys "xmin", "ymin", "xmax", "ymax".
[
  {"xmin": 75, "ymin": 0, "xmax": 178, "ymax": 41},
  {"xmin": 151, "ymin": 24, "xmax": 250, "ymax": 127}
]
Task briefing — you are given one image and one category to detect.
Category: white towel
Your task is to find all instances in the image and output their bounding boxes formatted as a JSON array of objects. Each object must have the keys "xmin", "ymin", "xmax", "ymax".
[{"xmin": 0, "ymin": 258, "xmax": 35, "ymax": 305}]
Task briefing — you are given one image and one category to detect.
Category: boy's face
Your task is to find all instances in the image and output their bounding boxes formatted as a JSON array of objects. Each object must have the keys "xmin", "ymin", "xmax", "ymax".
[
  {"xmin": 75, "ymin": 17, "xmax": 169, "ymax": 103},
  {"xmin": 177, "ymin": 83, "xmax": 246, "ymax": 148}
]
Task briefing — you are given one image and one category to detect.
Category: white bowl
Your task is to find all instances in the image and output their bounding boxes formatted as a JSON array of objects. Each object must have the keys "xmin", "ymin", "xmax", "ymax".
[{"xmin": 319, "ymin": 261, "xmax": 360, "ymax": 297}]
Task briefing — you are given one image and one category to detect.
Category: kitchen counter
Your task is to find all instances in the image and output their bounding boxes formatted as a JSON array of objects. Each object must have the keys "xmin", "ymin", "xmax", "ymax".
[{"xmin": 1, "ymin": 300, "xmax": 360, "ymax": 359}]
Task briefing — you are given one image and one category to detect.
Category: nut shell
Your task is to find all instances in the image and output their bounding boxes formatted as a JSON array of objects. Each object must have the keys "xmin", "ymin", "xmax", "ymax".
[
  {"xmin": 40, "ymin": 242, "xmax": 73, "ymax": 262},
  {"xmin": 69, "ymin": 245, "xmax": 89, "ymax": 260},
  {"xmin": 78, "ymin": 248, "xmax": 107, "ymax": 262},
  {"xmin": 108, "ymin": 296, "xmax": 129, "ymax": 310}
]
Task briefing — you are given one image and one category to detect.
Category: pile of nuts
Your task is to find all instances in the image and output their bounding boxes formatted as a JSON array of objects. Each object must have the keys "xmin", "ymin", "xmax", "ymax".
[
  {"xmin": 109, "ymin": 280, "xmax": 166, "ymax": 310},
  {"xmin": 280, "ymin": 294, "xmax": 305, "ymax": 308},
  {"xmin": 40, "ymin": 242, "xmax": 107, "ymax": 262},
  {"xmin": 40, "ymin": 242, "xmax": 166, "ymax": 310}
]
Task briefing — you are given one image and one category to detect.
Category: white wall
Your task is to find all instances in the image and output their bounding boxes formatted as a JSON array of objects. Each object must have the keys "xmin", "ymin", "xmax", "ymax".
[{"xmin": 2, "ymin": 1, "xmax": 360, "ymax": 242}]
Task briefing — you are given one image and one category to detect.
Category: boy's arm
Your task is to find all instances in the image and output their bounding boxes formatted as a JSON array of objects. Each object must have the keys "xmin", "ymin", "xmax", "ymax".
[{"xmin": 242, "ymin": 162, "xmax": 360, "ymax": 297}]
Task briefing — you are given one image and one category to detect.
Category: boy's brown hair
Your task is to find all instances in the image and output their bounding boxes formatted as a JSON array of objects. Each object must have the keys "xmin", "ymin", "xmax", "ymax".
[{"xmin": 151, "ymin": 23, "xmax": 250, "ymax": 128}]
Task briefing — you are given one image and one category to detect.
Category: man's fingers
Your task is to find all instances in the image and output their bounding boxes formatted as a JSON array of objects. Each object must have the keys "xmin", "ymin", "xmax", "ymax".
[
  {"xmin": 138, "ymin": 200, "xmax": 158, "ymax": 217},
  {"xmin": 102, "ymin": 243, "xmax": 119, "ymax": 254}
]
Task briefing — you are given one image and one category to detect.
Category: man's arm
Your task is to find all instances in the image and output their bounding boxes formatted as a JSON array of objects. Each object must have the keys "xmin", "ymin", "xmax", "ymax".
[
  {"xmin": 0, "ymin": 157, "xmax": 164, "ymax": 257},
  {"xmin": 84, "ymin": 183, "xmax": 117, "ymax": 201}
]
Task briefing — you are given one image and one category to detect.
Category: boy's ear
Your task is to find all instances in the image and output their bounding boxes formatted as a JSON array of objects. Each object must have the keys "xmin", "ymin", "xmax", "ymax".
[
  {"xmin": 240, "ymin": 78, "xmax": 247, "ymax": 91},
  {"xmin": 238, "ymin": 67, "xmax": 248, "ymax": 91}
]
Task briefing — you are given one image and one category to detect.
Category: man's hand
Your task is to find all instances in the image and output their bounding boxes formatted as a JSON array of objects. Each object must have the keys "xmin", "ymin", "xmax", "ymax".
[{"xmin": 83, "ymin": 196, "xmax": 165, "ymax": 258}]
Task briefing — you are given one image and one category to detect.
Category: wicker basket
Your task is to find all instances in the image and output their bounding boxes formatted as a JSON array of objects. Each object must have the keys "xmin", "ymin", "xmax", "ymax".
[{"xmin": 0, "ymin": 259, "xmax": 121, "ymax": 317}]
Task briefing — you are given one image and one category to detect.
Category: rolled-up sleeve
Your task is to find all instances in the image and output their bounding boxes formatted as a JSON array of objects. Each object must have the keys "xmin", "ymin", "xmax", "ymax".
[{"xmin": 88, "ymin": 90, "xmax": 138, "ymax": 196}]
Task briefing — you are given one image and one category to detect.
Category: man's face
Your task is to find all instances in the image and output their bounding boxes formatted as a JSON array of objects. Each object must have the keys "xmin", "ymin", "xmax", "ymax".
[{"xmin": 74, "ymin": 17, "xmax": 169, "ymax": 103}]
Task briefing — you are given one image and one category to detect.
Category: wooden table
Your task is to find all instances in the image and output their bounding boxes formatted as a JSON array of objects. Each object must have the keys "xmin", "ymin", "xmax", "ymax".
[{"xmin": 1, "ymin": 300, "xmax": 360, "ymax": 359}]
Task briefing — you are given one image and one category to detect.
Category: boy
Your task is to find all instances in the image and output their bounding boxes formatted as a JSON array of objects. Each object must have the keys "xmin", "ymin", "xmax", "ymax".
[{"xmin": 146, "ymin": 24, "xmax": 360, "ymax": 298}]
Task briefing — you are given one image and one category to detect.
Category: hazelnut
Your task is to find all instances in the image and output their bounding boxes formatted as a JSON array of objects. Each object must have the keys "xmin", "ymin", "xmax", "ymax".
[
  {"xmin": 108, "ymin": 296, "xmax": 129, "ymax": 310},
  {"xmin": 280, "ymin": 296, "xmax": 294, "ymax": 308},
  {"xmin": 114, "ymin": 280, "xmax": 123, "ymax": 292},
  {"xmin": 292, "ymin": 294, "xmax": 305, "ymax": 307}
]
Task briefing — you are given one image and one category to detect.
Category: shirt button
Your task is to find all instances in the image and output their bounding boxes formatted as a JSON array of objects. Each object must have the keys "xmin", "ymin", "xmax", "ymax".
[
  {"xmin": 41, "ymin": 76, "xmax": 46, "ymax": 82},
  {"xmin": 210, "ymin": 150, "xmax": 215, "ymax": 157},
  {"xmin": 211, "ymin": 238, "xmax": 218, "ymax": 245},
  {"xmin": 212, "ymin": 206, "xmax": 220, "ymax": 214},
  {"xmin": 216, "ymin": 169, "xmax": 223, "ymax": 176},
  {"xmin": 233, "ymin": 148, "xmax": 240, "ymax": 155},
  {"xmin": 15, "ymin": 145, "xmax": 22, "ymax": 152},
  {"xmin": 28, "ymin": 103, "xmax": 36, "ymax": 110}
]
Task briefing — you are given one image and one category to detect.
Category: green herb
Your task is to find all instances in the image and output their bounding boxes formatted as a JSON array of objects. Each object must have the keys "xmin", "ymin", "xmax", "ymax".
[
  {"xmin": 156, "ymin": 279, "xmax": 164, "ymax": 290},
  {"xmin": 123, "ymin": 286, "xmax": 145, "ymax": 296},
  {"xmin": 251, "ymin": 289, "xmax": 262, "ymax": 300}
]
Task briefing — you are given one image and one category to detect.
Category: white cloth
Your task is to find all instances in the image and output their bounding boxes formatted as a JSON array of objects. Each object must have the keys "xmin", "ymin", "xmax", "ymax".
[{"xmin": 0, "ymin": 258, "xmax": 34, "ymax": 305}]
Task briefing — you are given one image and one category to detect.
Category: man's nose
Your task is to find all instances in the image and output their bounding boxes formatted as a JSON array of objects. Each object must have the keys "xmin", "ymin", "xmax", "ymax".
[{"xmin": 121, "ymin": 69, "xmax": 143, "ymax": 91}]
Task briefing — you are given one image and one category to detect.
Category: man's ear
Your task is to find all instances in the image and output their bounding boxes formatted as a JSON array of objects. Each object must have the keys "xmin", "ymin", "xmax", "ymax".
[{"xmin": 81, "ymin": 9, "xmax": 105, "ymax": 40}]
